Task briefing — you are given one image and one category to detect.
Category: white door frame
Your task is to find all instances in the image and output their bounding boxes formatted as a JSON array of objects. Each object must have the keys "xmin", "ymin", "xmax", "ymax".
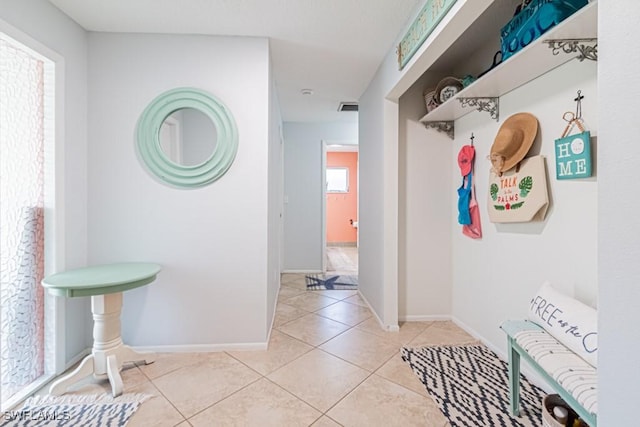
[
  {"xmin": 321, "ymin": 141, "xmax": 327, "ymax": 273},
  {"xmin": 322, "ymin": 140, "xmax": 358, "ymax": 273}
]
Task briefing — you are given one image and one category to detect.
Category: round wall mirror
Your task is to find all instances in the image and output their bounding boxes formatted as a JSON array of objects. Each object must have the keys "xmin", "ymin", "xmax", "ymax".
[
  {"xmin": 136, "ymin": 87, "xmax": 238, "ymax": 188},
  {"xmin": 159, "ymin": 108, "xmax": 218, "ymax": 167}
]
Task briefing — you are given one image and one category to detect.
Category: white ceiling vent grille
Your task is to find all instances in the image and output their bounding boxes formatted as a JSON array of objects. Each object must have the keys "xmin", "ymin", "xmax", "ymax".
[{"xmin": 338, "ymin": 102, "xmax": 358, "ymax": 112}]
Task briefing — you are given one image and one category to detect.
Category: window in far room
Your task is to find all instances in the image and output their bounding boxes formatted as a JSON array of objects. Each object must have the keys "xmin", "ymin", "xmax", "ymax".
[{"xmin": 326, "ymin": 167, "xmax": 349, "ymax": 193}]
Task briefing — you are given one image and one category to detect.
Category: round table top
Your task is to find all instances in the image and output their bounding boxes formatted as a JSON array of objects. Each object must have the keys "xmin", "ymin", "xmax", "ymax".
[{"xmin": 42, "ymin": 262, "xmax": 161, "ymax": 298}]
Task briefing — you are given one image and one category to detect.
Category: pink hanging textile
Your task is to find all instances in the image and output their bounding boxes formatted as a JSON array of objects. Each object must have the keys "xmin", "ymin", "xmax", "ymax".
[{"xmin": 457, "ymin": 140, "xmax": 482, "ymax": 239}]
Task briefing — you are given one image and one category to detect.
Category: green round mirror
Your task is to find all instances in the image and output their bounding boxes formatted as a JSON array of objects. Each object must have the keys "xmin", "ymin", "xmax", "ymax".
[{"xmin": 136, "ymin": 87, "xmax": 238, "ymax": 188}]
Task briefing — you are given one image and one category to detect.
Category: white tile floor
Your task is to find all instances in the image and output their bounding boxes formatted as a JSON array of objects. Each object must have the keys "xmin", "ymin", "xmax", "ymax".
[{"xmin": 28, "ymin": 273, "xmax": 478, "ymax": 426}]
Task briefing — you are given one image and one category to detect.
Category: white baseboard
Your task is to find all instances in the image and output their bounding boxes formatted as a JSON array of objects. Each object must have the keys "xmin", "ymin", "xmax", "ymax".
[
  {"xmin": 65, "ymin": 348, "xmax": 91, "ymax": 371},
  {"xmin": 133, "ymin": 341, "xmax": 268, "ymax": 353},
  {"xmin": 450, "ymin": 316, "xmax": 504, "ymax": 358},
  {"xmin": 66, "ymin": 341, "xmax": 268, "ymax": 359},
  {"xmin": 357, "ymin": 291, "xmax": 399, "ymax": 332},
  {"xmin": 399, "ymin": 314, "xmax": 452, "ymax": 322},
  {"xmin": 4, "ymin": 348, "xmax": 94, "ymax": 411},
  {"xmin": 282, "ymin": 269, "xmax": 322, "ymax": 274},
  {"xmin": 1, "ymin": 373, "xmax": 56, "ymax": 411}
]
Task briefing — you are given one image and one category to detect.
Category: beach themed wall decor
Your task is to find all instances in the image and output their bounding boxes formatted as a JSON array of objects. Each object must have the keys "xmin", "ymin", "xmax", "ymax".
[
  {"xmin": 555, "ymin": 91, "xmax": 592, "ymax": 180},
  {"xmin": 488, "ymin": 155, "xmax": 549, "ymax": 223},
  {"xmin": 486, "ymin": 113, "xmax": 549, "ymax": 223}
]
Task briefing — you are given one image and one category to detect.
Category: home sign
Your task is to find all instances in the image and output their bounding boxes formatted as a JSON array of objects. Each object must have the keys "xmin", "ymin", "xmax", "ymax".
[{"xmin": 554, "ymin": 131, "xmax": 591, "ymax": 180}]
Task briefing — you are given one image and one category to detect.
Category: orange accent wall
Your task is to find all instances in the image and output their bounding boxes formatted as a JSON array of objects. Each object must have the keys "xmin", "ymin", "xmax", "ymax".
[{"xmin": 327, "ymin": 152, "xmax": 358, "ymax": 244}]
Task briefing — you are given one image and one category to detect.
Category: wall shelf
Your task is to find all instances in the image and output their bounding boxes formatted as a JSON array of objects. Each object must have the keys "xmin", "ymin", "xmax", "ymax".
[{"xmin": 420, "ymin": 1, "xmax": 597, "ymax": 128}]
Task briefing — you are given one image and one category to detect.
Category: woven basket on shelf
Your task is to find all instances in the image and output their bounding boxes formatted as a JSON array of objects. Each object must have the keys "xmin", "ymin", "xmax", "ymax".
[
  {"xmin": 423, "ymin": 88, "xmax": 439, "ymax": 113},
  {"xmin": 434, "ymin": 76, "xmax": 463, "ymax": 104}
]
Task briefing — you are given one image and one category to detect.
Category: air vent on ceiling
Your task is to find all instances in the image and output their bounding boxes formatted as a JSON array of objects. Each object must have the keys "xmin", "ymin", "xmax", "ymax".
[{"xmin": 338, "ymin": 102, "xmax": 358, "ymax": 112}]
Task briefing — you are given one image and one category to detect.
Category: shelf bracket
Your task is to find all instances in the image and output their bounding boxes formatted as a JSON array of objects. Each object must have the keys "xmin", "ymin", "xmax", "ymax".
[
  {"xmin": 458, "ymin": 97, "xmax": 499, "ymax": 121},
  {"xmin": 544, "ymin": 38, "xmax": 598, "ymax": 62},
  {"xmin": 422, "ymin": 121, "xmax": 454, "ymax": 139}
]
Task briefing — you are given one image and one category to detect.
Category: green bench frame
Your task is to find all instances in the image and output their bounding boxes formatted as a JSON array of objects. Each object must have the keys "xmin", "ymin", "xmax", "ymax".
[{"xmin": 501, "ymin": 320, "xmax": 597, "ymax": 427}]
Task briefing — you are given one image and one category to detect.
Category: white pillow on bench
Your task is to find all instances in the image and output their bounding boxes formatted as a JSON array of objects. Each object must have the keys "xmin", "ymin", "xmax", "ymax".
[{"xmin": 528, "ymin": 281, "xmax": 597, "ymax": 367}]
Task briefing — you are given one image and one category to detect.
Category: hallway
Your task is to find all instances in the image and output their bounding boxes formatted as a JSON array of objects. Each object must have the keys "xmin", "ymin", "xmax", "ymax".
[
  {"xmin": 325, "ymin": 246, "xmax": 358, "ymax": 276},
  {"xmin": 29, "ymin": 273, "xmax": 476, "ymax": 426}
]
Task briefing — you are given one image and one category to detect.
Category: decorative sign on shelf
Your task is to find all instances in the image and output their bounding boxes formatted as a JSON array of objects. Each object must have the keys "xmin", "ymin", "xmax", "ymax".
[{"xmin": 397, "ymin": 0, "xmax": 458, "ymax": 70}]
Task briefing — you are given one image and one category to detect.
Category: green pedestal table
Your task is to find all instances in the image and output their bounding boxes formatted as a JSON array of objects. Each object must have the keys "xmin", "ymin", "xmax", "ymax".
[{"xmin": 41, "ymin": 262, "xmax": 161, "ymax": 397}]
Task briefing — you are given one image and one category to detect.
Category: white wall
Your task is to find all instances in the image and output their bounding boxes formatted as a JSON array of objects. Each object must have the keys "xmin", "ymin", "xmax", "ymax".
[
  {"xmin": 282, "ymin": 121, "xmax": 358, "ymax": 272},
  {"xmin": 359, "ymin": 46, "xmax": 402, "ymax": 329},
  {"xmin": 358, "ymin": 0, "xmax": 494, "ymax": 329},
  {"xmin": 598, "ymin": 1, "xmax": 640, "ymax": 424},
  {"xmin": 398, "ymin": 79, "xmax": 452, "ymax": 320},
  {"xmin": 0, "ymin": 0, "xmax": 91, "ymax": 365},
  {"xmin": 451, "ymin": 60, "xmax": 598, "ymax": 354},
  {"xmin": 267, "ymin": 54, "xmax": 283, "ymax": 329},
  {"xmin": 87, "ymin": 33, "xmax": 272, "ymax": 348}
]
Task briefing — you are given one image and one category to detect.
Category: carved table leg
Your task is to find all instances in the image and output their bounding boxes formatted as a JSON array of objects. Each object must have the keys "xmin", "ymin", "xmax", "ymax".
[
  {"xmin": 49, "ymin": 355, "xmax": 95, "ymax": 396},
  {"xmin": 49, "ymin": 292, "xmax": 155, "ymax": 397}
]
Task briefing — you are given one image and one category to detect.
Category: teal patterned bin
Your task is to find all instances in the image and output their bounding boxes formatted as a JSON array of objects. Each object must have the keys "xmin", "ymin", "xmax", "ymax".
[{"xmin": 501, "ymin": 0, "xmax": 588, "ymax": 61}]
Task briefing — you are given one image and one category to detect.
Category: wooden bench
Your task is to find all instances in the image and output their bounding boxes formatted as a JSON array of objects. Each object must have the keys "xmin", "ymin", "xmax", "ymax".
[{"xmin": 501, "ymin": 320, "xmax": 597, "ymax": 426}]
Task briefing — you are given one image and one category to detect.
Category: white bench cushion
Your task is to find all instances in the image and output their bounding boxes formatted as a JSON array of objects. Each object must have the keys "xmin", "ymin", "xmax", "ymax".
[{"xmin": 514, "ymin": 329, "xmax": 598, "ymax": 416}]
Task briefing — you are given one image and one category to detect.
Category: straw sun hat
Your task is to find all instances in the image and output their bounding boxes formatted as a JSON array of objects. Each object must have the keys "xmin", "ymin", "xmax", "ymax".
[{"xmin": 489, "ymin": 112, "xmax": 538, "ymax": 174}]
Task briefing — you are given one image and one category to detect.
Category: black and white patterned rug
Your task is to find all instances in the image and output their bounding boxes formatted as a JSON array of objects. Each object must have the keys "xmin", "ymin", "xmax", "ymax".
[
  {"xmin": 305, "ymin": 274, "xmax": 358, "ymax": 290},
  {"xmin": 1, "ymin": 393, "xmax": 151, "ymax": 426},
  {"xmin": 401, "ymin": 344, "xmax": 545, "ymax": 427}
]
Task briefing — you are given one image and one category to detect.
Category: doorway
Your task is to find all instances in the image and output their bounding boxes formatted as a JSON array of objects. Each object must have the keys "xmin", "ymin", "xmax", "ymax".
[{"xmin": 323, "ymin": 143, "xmax": 358, "ymax": 277}]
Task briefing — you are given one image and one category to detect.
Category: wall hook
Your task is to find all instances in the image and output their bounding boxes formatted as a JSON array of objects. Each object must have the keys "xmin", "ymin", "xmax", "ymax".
[{"xmin": 574, "ymin": 90, "xmax": 584, "ymax": 119}]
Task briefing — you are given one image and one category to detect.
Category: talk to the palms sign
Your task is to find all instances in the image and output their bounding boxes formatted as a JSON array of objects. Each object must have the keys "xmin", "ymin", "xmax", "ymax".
[
  {"xmin": 490, "ymin": 175, "xmax": 532, "ymax": 212},
  {"xmin": 487, "ymin": 156, "xmax": 549, "ymax": 223},
  {"xmin": 397, "ymin": 0, "xmax": 458, "ymax": 70}
]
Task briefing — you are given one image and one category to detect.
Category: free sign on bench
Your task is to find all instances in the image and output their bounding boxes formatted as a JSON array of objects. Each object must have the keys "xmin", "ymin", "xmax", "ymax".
[
  {"xmin": 41, "ymin": 262, "xmax": 161, "ymax": 397},
  {"xmin": 501, "ymin": 282, "xmax": 597, "ymax": 426}
]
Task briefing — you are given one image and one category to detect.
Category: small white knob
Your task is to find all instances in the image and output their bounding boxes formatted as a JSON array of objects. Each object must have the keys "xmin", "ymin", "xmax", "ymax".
[{"xmin": 553, "ymin": 406, "xmax": 569, "ymax": 424}]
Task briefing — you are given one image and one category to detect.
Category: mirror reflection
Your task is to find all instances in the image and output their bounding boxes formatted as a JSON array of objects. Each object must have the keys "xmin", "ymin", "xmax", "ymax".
[{"xmin": 159, "ymin": 108, "xmax": 217, "ymax": 166}]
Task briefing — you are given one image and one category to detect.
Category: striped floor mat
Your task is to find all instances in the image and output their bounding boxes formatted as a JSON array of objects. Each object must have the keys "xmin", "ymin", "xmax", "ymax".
[{"xmin": 1, "ymin": 393, "xmax": 151, "ymax": 427}]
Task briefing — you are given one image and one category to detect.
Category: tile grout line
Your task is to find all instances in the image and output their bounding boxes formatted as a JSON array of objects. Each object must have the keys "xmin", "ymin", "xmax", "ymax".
[
  {"xmin": 262, "ymin": 304, "xmax": 384, "ymax": 422},
  {"xmin": 151, "ymin": 275, "xmax": 450, "ymax": 425},
  {"xmin": 177, "ymin": 365, "xmax": 265, "ymax": 423},
  {"xmin": 139, "ymin": 378, "xmax": 191, "ymax": 425}
]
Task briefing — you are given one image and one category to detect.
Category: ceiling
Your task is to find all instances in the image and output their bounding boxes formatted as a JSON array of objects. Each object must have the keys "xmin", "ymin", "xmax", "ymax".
[{"xmin": 47, "ymin": 0, "xmax": 422, "ymax": 123}]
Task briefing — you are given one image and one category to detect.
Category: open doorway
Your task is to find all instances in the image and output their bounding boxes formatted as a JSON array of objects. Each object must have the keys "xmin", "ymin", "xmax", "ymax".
[{"xmin": 322, "ymin": 142, "xmax": 358, "ymax": 284}]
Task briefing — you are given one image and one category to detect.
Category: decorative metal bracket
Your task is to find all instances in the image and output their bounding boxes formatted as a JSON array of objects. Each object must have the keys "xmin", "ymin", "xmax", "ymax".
[
  {"xmin": 458, "ymin": 97, "xmax": 499, "ymax": 121},
  {"xmin": 544, "ymin": 38, "xmax": 598, "ymax": 62},
  {"xmin": 423, "ymin": 121, "xmax": 454, "ymax": 139}
]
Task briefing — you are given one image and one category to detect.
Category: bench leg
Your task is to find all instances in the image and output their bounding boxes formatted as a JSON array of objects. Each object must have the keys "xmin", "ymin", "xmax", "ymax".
[{"xmin": 508, "ymin": 337, "xmax": 521, "ymax": 417}]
